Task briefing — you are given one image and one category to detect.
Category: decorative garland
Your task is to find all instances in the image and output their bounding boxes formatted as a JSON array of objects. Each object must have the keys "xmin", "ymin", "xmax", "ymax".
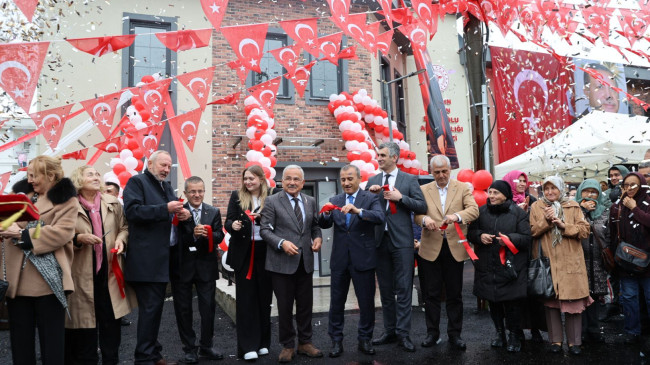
[{"xmin": 242, "ymin": 96, "xmax": 278, "ymax": 188}]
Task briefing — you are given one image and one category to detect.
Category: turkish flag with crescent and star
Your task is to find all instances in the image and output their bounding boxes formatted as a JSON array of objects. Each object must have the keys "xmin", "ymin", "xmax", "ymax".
[
  {"xmin": 221, "ymin": 23, "xmax": 269, "ymax": 74},
  {"xmin": 61, "ymin": 148, "xmax": 89, "ymax": 160},
  {"xmin": 94, "ymin": 135, "xmax": 127, "ymax": 154},
  {"xmin": 279, "ymin": 18, "xmax": 320, "ymax": 58},
  {"xmin": 133, "ymin": 122, "xmax": 166, "ymax": 159},
  {"xmin": 29, "ymin": 104, "xmax": 76, "ymax": 151},
  {"xmin": 340, "ymin": 14, "xmax": 369, "ymax": 52},
  {"xmin": 327, "ymin": 0, "xmax": 352, "ymax": 30},
  {"xmin": 400, "ymin": 22, "xmax": 428, "ymax": 51},
  {"xmin": 0, "ymin": 41, "xmax": 49, "ymax": 113},
  {"xmin": 207, "ymin": 91, "xmax": 241, "ymax": 105},
  {"xmin": 176, "ymin": 66, "xmax": 215, "ymax": 110},
  {"xmin": 200, "ymin": 0, "xmax": 229, "ymax": 30},
  {"xmin": 155, "ymin": 29, "xmax": 212, "ymax": 52},
  {"xmin": 132, "ymin": 78, "xmax": 172, "ymax": 124},
  {"xmin": 80, "ymin": 91, "xmax": 122, "ymax": 139},
  {"xmin": 317, "ymin": 32, "xmax": 343, "ymax": 66},
  {"xmin": 490, "ymin": 46, "xmax": 572, "ymax": 163},
  {"xmin": 286, "ymin": 60, "xmax": 317, "ymax": 98},
  {"xmin": 67, "ymin": 35, "xmax": 136, "ymax": 57},
  {"xmin": 269, "ymin": 44, "xmax": 302, "ymax": 78},
  {"xmin": 227, "ymin": 59, "xmax": 248, "ymax": 85},
  {"xmin": 168, "ymin": 108, "xmax": 202, "ymax": 152},
  {"xmin": 0, "ymin": 171, "xmax": 10, "ymax": 193},
  {"xmin": 412, "ymin": 0, "xmax": 439, "ymax": 38},
  {"xmin": 247, "ymin": 76, "xmax": 282, "ymax": 114},
  {"xmin": 376, "ymin": 28, "xmax": 395, "ymax": 57}
]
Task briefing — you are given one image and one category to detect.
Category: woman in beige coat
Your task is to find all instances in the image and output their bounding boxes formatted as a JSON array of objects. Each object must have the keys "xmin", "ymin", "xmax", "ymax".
[
  {"xmin": 0, "ymin": 156, "xmax": 78, "ymax": 365},
  {"xmin": 64, "ymin": 165, "xmax": 134, "ymax": 365},
  {"xmin": 530, "ymin": 176, "xmax": 590, "ymax": 356}
]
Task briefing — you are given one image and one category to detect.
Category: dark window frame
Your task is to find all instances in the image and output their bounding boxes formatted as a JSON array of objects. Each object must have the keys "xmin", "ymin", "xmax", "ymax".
[{"xmin": 304, "ymin": 37, "xmax": 348, "ymax": 106}]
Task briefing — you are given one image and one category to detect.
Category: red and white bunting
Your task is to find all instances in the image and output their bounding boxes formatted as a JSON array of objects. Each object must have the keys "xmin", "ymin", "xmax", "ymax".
[
  {"xmin": 327, "ymin": 0, "xmax": 352, "ymax": 29},
  {"xmin": 132, "ymin": 79, "xmax": 172, "ymax": 124},
  {"xmin": 286, "ymin": 60, "xmax": 316, "ymax": 98},
  {"xmin": 67, "ymin": 35, "xmax": 136, "ymax": 57},
  {"xmin": 13, "ymin": 0, "xmax": 38, "ymax": 22},
  {"xmin": 200, "ymin": 0, "xmax": 230, "ymax": 30},
  {"xmin": 227, "ymin": 59, "xmax": 248, "ymax": 85},
  {"xmin": 207, "ymin": 91, "xmax": 241, "ymax": 105},
  {"xmin": 363, "ymin": 21, "xmax": 381, "ymax": 55},
  {"xmin": 376, "ymin": 28, "xmax": 395, "ymax": 57},
  {"xmin": 338, "ymin": 46, "xmax": 358, "ymax": 60},
  {"xmin": 168, "ymin": 108, "xmax": 202, "ymax": 151},
  {"xmin": 412, "ymin": 0, "xmax": 439, "ymax": 39},
  {"xmin": 279, "ymin": 18, "xmax": 320, "ymax": 58},
  {"xmin": 177, "ymin": 66, "xmax": 215, "ymax": 110},
  {"xmin": 80, "ymin": 91, "xmax": 122, "ymax": 139},
  {"xmin": 133, "ymin": 122, "xmax": 166, "ymax": 159},
  {"xmin": 0, "ymin": 41, "xmax": 49, "ymax": 114},
  {"xmin": 341, "ymin": 14, "xmax": 368, "ymax": 51},
  {"xmin": 269, "ymin": 44, "xmax": 302, "ymax": 77},
  {"xmin": 247, "ymin": 76, "xmax": 282, "ymax": 115},
  {"xmin": 376, "ymin": 0, "xmax": 394, "ymax": 28},
  {"xmin": 61, "ymin": 148, "xmax": 89, "ymax": 160},
  {"xmin": 221, "ymin": 23, "xmax": 269, "ymax": 73},
  {"xmin": 400, "ymin": 22, "xmax": 428, "ymax": 51},
  {"xmin": 155, "ymin": 29, "xmax": 212, "ymax": 52},
  {"xmin": 318, "ymin": 32, "xmax": 343, "ymax": 66},
  {"xmin": 29, "ymin": 104, "xmax": 76, "ymax": 151},
  {"xmin": 94, "ymin": 135, "xmax": 126, "ymax": 154}
]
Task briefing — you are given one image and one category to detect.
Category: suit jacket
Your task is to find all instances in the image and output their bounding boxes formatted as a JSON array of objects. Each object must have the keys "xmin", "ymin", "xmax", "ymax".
[
  {"xmin": 318, "ymin": 190, "xmax": 385, "ymax": 272},
  {"xmin": 367, "ymin": 170, "xmax": 427, "ymax": 248},
  {"xmin": 260, "ymin": 191, "xmax": 322, "ymax": 275},
  {"xmin": 414, "ymin": 179, "xmax": 479, "ymax": 262},
  {"xmin": 171, "ymin": 202, "xmax": 224, "ymax": 283},
  {"xmin": 123, "ymin": 169, "xmax": 177, "ymax": 283}
]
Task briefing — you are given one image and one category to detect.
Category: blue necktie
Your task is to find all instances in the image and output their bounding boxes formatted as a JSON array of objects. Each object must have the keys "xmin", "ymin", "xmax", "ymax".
[{"xmin": 346, "ymin": 195, "xmax": 354, "ymax": 227}]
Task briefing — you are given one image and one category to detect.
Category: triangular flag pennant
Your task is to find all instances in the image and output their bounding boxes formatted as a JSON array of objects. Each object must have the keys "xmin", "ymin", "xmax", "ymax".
[
  {"xmin": 342, "ymin": 13, "xmax": 368, "ymax": 51},
  {"xmin": 0, "ymin": 41, "xmax": 49, "ymax": 113},
  {"xmin": 363, "ymin": 21, "xmax": 381, "ymax": 55},
  {"xmin": 29, "ymin": 104, "xmax": 76, "ymax": 150},
  {"xmin": 61, "ymin": 148, "xmax": 89, "ymax": 160},
  {"xmin": 177, "ymin": 66, "xmax": 215, "ymax": 110},
  {"xmin": 376, "ymin": 0, "xmax": 394, "ymax": 28},
  {"xmin": 94, "ymin": 135, "xmax": 126, "ymax": 154},
  {"xmin": 327, "ymin": 0, "xmax": 352, "ymax": 30},
  {"xmin": 168, "ymin": 108, "xmax": 203, "ymax": 151},
  {"xmin": 376, "ymin": 28, "xmax": 395, "ymax": 57},
  {"xmin": 279, "ymin": 18, "xmax": 320, "ymax": 58},
  {"xmin": 269, "ymin": 44, "xmax": 302, "ymax": 77},
  {"xmin": 247, "ymin": 76, "xmax": 282, "ymax": 114},
  {"xmin": 317, "ymin": 32, "xmax": 343, "ymax": 66},
  {"xmin": 155, "ymin": 29, "xmax": 212, "ymax": 52},
  {"xmin": 207, "ymin": 92, "xmax": 241, "ymax": 105},
  {"xmin": 200, "ymin": 0, "xmax": 229, "ymax": 30},
  {"xmin": 412, "ymin": 0, "xmax": 439, "ymax": 39},
  {"xmin": 286, "ymin": 61, "xmax": 316, "ymax": 98},
  {"xmin": 400, "ymin": 22, "xmax": 428, "ymax": 51},
  {"xmin": 0, "ymin": 171, "xmax": 10, "ymax": 193},
  {"xmin": 13, "ymin": 0, "xmax": 39, "ymax": 22},
  {"xmin": 80, "ymin": 91, "xmax": 122, "ymax": 139},
  {"xmin": 227, "ymin": 59, "xmax": 248, "ymax": 85},
  {"xmin": 133, "ymin": 122, "xmax": 166, "ymax": 159},
  {"xmin": 67, "ymin": 35, "xmax": 136, "ymax": 57},
  {"xmin": 132, "ymin": 78, "xmax": 172, "ymax": 124},
  {"xmin": 221, "ymin": 23, "xmax": 269, "ymax": 73},
  {"xmin": 338, "ymin": 46, "xmax": 358, "ymax": 60}
]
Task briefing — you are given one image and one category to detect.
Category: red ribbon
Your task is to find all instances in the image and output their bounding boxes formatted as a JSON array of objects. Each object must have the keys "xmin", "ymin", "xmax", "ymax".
[
  {"xmin": 319, "ymin": 204, "xmax": 341, "ymax": 214},
  {"xmin": 454, "ymin": 222, "xmax": 478, "ymax": 261},
  {"xmin": 110, "ymin": 248, "xmax": 126, "ymax": 298},
  {"xmin": 381, "ymin": 185, "xmax": 397, "ymax": 214},
  {"xmin": 244, "ymin": 209, "xmax": 256, "ymax": 280},
  {"xmin": 439, "ymin": 223, "xmax": 448, "ymax": 230},
  {"xmin": 499, "ymin": 234, "xmax": 519, "ymax": 265},
  {"xmin": 206, "ymin": 225, "xmax": 213, "ymax": 253},
  {"xmin": 171, "ymin": 198, "xmax": 184, "ymax": 226}
]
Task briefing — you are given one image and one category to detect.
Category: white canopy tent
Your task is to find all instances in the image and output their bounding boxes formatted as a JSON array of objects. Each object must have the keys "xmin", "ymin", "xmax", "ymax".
[{"xmin": 494, "ymin": 111, "xmax": 650, "ymax": 182}]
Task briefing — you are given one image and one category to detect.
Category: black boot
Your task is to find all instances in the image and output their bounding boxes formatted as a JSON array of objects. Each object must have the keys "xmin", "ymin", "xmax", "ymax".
[
  {"xmin": 491, "ymin": 328, "xmax": 506, "ymax": 348},
  {"xmin": 507, "ymin": 332, "xmax": 522, "ymax": 352}
]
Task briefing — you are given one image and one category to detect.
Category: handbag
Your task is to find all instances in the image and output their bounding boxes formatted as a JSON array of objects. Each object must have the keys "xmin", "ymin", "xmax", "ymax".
[
  {"xmin": 613, "ymin": 204, "xmax": 650, "ymax": 274},
  {"xmin": 527, "ymin": 239, "xmax": 555, "ymax": 299}
]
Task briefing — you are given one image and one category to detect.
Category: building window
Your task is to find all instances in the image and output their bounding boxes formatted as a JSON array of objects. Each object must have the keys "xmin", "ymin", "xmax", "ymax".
[
  {"xmin": 394, "ymin": 70, "xmax": 406, "ymax": 138},
  {"xmin": 305, "ymin": 39, "xmax": 348, "ymax": 105},
  {"xmin": 247, "ymin": 32, "xmax": 293, "ymax": 102},
  {"xmin": 380, "ymin": 57, "xmax": 392, "ymax": 112}
]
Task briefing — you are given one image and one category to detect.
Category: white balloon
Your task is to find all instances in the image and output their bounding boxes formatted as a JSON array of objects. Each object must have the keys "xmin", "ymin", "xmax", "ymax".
[
  {"xmin": 329, "ymin": 94, "xmax": 339, "ymax": 102},
  {"xmin": 362, "ymin": 163, "xmax": 375, "ymax": 173},
  {"xmin": 345, "ymin": 140, "xmax": 359, "ymax": 150},
  {"xmin": 370, "ymin": 99, "xmax": 378, "ymax": 107},
  {"xmin": 246, "ymin": 126, "xmax": 256, "ymax": 139},
  {"xmin": 353, "ymin": 94, "xmax": 362, "ymax": 103},
  {"xmin": 333, "ymin": 107, "xmax": 344, "ymax": 117},
  {"xmin": 260, "ymin": 134, "xmax": 274, "ymax": 146},
  {"xmin": 364, "ymin": 114, "xmax": 375, "ymax": 123},
  {"xmin": 129, "ymin": 170, "xmax": 138, "ymax": 176},
  {"xmin": 246, "ymin": 150, "xmax": 262, "ymax": 162},
  {"xmin": 350, "ymin": 160, "xmax": 365, "ymax": 168},
  {"xmin": 269, "ymin": 144, "xmax": 277, "ymax": 156},
  {"xmin": 412, "ymin": 160, "xmax": 422, "ymax": 169},
  {"xmin": 109, "ymin": 158, "xmax": 121, "ymax": 168},
  {"xmin": 120, "ymin": 149, "xmax": 133, "ymax": 160},
  {"xmin": 103, "ymin": 171, "xmax": 119, "ymax": 185},
  {"xmin": 244, "ymin": 95, "xmax": 259, "ymax": 106},
  {"xmin": 381, "ymin": 118, "xmax": 389, "ymax": 127},
  {"xmin": 403, "ymin": 160, "xmax": 413, "ymax": 168},
  {"xmin": 361, "ymin": 95, "xmax": 371, "ymax": 105},
  {"xmin": 357, "ymin": 142, "xmax": 368, "ymax": 152},
  {"xmin": 339, "ymin": 120, "xmax": 353, "ymax": 132},
  {"xmin": 266, "ymin": 129, "xmax": 277, "ymax": 139},
  {"xmin": 124, "ymin": 156, "xmax": 138, "ymax": 170},
  {"xmin": 259, "ymin": 157, "xmax": 271, "ymax": 168},
  {"xmin": 350, "ymin": 123, "xmax": 362, "ymax": 132},
  {"xmin": 358, "ymin": 89, "xmax": 368, "ymax": 96},
  {"xmin": 399, "ymin": 140, "xmax": 410, "ymax": 150},
  {"xmin": 267, "ymin": 118, "xmax": 274, "ymax": 129},
  {"xmin": 373, "ymin": 116, "xmax": 383, "ymax": 124},
  {"xmin": 269, "ymin": 167, "xmax": 276, "ymax": 179},
  {"xmin": 397, "ymin": 158, "xmax": 405, "ymax": 166},
  {"xmin": 337, "ymin": 94, "xmax": 346, "ymax": 101},
  {"xmin": 369, "ymin": 150, "xmax": 376, "ymax": 159}
]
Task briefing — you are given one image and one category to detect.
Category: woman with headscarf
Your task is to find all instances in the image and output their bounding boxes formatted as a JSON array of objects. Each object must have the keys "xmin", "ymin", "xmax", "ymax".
[
  {"xmin": 0, "ymin": 156, "xmax": 78, "ymax": 364},
  {"xmin": 530, "ymin": 176, "xmax": 591, "ymax": 355},
  {"xmin": 468, "ymin": 181, "xmax": 531, "ymax": 352},
  {"xmin": 609, "ymin": 172, "xmax": 650, "ymax": 344},
  {"xmin": 503, "ymin": 170, "xmax": 537, "ymax": 213},
  {"xmin": 576, "ymin": 179, "xmax": 611, "ymax": 343}
]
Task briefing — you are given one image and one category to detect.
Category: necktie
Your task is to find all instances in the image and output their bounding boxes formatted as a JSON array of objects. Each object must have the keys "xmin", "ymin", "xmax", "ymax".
[
  {"xmin": 293, "ymin": 197, "xmax": 303, "ymax": 232},
  {"xmin": 384, "ymin": 173, "xmax": 391, "ymax": 212},
  {"xmin": 193, "ymin": 208, "xmax": 200, "ymax": 225},
  {"xmin": 346, "ymin": 195, "xmax": 355, "ymax": 227}
]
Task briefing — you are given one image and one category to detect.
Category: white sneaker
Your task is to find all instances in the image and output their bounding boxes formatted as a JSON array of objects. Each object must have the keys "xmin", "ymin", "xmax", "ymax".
[
  {"xmin": 257, "ymin": 347, "xmax": 269, "ymax": 356},
  {"xmin": 244, "ymin": 351, "xmax": 258, "ymax": 360}
]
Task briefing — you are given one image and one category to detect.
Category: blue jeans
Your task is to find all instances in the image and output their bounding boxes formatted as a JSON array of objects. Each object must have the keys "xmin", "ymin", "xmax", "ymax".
[{"xmin": 620, "ymin": 276, "xmax": 650, "ymax": 335}]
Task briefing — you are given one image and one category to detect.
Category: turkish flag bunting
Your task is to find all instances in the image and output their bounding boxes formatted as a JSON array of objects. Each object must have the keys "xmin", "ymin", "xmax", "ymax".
[
  {"xmin": 340, "ymin": 14, "xmax": 368, "ymax": 51},
  {"xmin": 0, "ymin": 41, "xmax": 49, "ymax": 113},
  {"xmin": 317, "ymin": 32, "xmax": 343, "ymax": 66},
  {"xmin": 200, "ymin": 0, "xmax": 229, "ymax": 30},
  {"xmin": 363, "ymin": 21, "xmax": 381, "ymax": 55},
  {"xmin": 581, "ymin": 6, "xmax": 612, "ymax": 40},
  {"xmin": 247, "ymin": 76, "xmax": 282, "ymax": 114},
  {"xmin": 132, "ymin": 122, "xmax": 166, "ymax": 159},
  {"xmin": 441, "ymin": 0, "xmax": 468, "ymax": 15},
  {"xmin": 618, "ymin": 10, "xmax": 648, "ymax": 47},
  {"xmin": 338, "ymin": 46, "xmax": 358, "ymax": 60},
  {"xmin": 61, "ymin": 148, "xmax": 89, "ymax": 160},
  {"xmin": 269, "ymin": 44, "xmax": 302, "ymax": 77},
  {"xmin": 221, "ymin": 23, "xmax": 269, "ymax": 74},
  {"xmin": 132, "ymin": 79, "xmax": 172, "ymax": 124},
  {"xmin": 376, "ymin": 0, "xmax": 394, "ymax": 28},
  {"xmin": 286, "ymin": 60, "xmax": 317, "ymax": 98},
  {"xmin": 14, "ymin": 0, "xmax": 39, "ymax": 22},
  {"xmin": 379, "ymin": 7, "xmax": 414, "ymax": 26},
  {"xmin": 465, "ymin": 0, "xmax": 485, "ymax": 22},
  {"xmin": 67, "ymin": 35, "xmax": 136, "ymax": 57},
  {"xmin": 168, "ymin": 108, "xmax": 202, "ymax": 152},
  {"xmin": 176, "ymin": 66, "xmax": 215, "ymax": 110},
  {"xmin": 376, "ymin": 28, "xmax": 395, "ymax": 57},
  {"xmin": 279, "ymin": 18, "xmax": 320, "ymax": 58},
  {"xmin": 94, "ymin": 135, "xmax": 126, "ymax": 154},
  {"xmin": 155, "ymin": 29, "xmax": 212, "ymax": 52},
  {"xmin": 412, "ymin": 0, "xmax": 439, "ymax": 39},
  {"xmin": 227, "ymin": 59, "xmax": 248, "ymax": 85},
  {"xmin": 0, "ymin": 171, "xmax": 10, "ymax": 193},
  {"xmin": 29, "ymin": 104, "xmax": 76, "ymax": 150},
  {"xmin": 207, "ymin": 91, "xmax": 241, "ymax": 105},
  {"xmin": 399, "ymin": 23, "xmax": 428, "ymax": 51},
  {"xmin": 489, "ymin": 46, "xmax": 572, "ymax": 163},
  {"xmin": 517, "ymin": 3, "xmax": 545, "ymax": 43},
  {"xmin": 80, "ymin": 91, "xmax": 122, "ymax": 139},
  {"xmin": 327, "ymin": 0, "xmax": 351, "ymax": 19}
]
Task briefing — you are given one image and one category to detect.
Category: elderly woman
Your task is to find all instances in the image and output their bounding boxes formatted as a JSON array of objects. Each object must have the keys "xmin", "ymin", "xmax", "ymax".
[
  {"xmin": 576, "ymin": 179, "xmax": 611, "ymax": 343},
  {"xmin": 610, "ymin": 172, "xmax": 650, "ymax": 344},
  {"xmin": 530, "ymin": 176, "xmax": 591, "ymax": 355},
  {"xmin": 468, "ymin": 181, "xmax": 531, "ymax": 352},
  {"xmin": 503, "ymin": 170, "xmax": 537, "ymax": 213},
  {"xmin": 64, "ymin": 165, "xmax": 134, "ymax": 365},
  {"xmin": 0, "ymin": 156, "xmax": 77, "ymax": 364}
]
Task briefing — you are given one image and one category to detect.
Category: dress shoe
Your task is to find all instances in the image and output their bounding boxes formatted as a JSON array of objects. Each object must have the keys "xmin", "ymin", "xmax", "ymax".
[
  {"xmin": 397, "ymin": 336, "xmax": 416, "ymax": 352},
  {"xmin": 198, "ymin": 347, "xmax": 223, "ymax": 360},
  {"xmin": 490, "ymin": 329, "xmax": 506, "ymax": 348},
  {"xmin": 358, "ymin": 339, "xmax": 375, "ymax": 355},
  {"xmin": 569, "ymin": 345, "xmax": 582, "ymax": 356},
  {"xmin": 120, "ymin": 317, "xmax": 131, "ymax": 326},
  {"xmin": 548, "ymin": 343, "xmax": 562, "ymax": 353},
  {"xmin": 506, "ymin": 333, "xmax": 522, "ymax": 353},
  {"xmin": 278, "ymin": 348, "xmax": 295, "ymax": 363},
  {"xmin": 181, "ymin": 350, "xmax": 198, "ymax": 364},
  {"xmin": 243, "ymin": 351, "xmax": 258, "ymax": 361},
  {"xmin": 257, "ymin": 347, "xmax": 269, "ymax": 356},
  {"xmin": 421, "ymin": 334, "xmax": 441, "ymax": 348},
  {"xmin": 372, "ymin": 332, "xmax": 397, "ymax": 345},
  {"xmin": 449, "ymin": 336, "xmax": 467, "ymax": 351},
  {"xmin": 297, "ymin": 343, "xmax": 323, "ymax": 358},
  {"xmin": 329, "ymin": 341, "xmax": 343, "ymax": 358}
]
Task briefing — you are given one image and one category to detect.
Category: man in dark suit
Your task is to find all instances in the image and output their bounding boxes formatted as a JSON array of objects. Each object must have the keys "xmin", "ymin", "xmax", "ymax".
[
  {"xmin": 367, "ymin": 142, "xmax": 427, "ymax": 352},
  {"xmin": 170, "ymin": 176, "xmax": 225, "ymax": 363},
  {"xmin": 260, "ymin": 165, "xmax": 323, "ymax": 363},
  {"xmin": 123, "ymin": 150, "xmax": 190, "ymax": 365},
  {"xmin": 318, "ymin": 165, "xmax": 385, "ymax": 358}
]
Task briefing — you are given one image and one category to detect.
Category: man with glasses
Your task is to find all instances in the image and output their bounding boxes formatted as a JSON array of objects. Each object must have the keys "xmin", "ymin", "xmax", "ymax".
[
  {"xmin": 170, "ymin": 176, "xmax": 224, "ymax": 363},
  {"xmin": 638, "ymin": 161, "xmax": 650, "ymax": 181}
]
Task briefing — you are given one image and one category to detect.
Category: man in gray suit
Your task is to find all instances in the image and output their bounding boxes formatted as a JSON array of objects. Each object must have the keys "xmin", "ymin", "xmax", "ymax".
[
  {"xmin": 367, "ymin": 142, "xmax": 427, "ymax": 352},
  {"xmin": 260, "ymin": 165, "xmax": 323, "ymax": 363}
]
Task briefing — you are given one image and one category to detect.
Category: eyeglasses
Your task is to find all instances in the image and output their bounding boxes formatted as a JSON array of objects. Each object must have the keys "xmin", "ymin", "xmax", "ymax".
[
  {"xmin": 186, "ymin": 190, "xmax": 205, "ymax": 195},
  {"xmin": 584, "ymin": 192, "xmax": 599, "ymax": 197},
  {"xmin": 622, "ymin": 184, "xmax": 638, "ymax": 189}
]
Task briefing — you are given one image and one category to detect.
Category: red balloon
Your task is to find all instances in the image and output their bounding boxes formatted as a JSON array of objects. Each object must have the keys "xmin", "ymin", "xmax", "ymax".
[
  {"xmin": 327, "ymin": 102, "xmax": 337, "ymax": 113},
  {"xmin": 255, "ymin": 120, "xmax": 268, "ymax": 130},
  {"xmin": 399, "ymin": 150, "xmax": 408, "ymax": 158},
  {"xmin": 380, "ymin": 110, "xmax": 388, "ymax": 118},
  {"xmin": 472, "ymin": 170, "xmax": 493, "ymax": 190},
  {"xmin": 136, "ymin": 160, "xmax": 144, "ymax": 171},
  {"xmin": 371, "ymin": 160, "xmax": 379, "ymax": 169},
  {"xmin": 245, "ymin": 104, "xmax": 260, "ymax": 115},
  {"xmin": 354, "ymin": 132, "xmax": 365, "ymax": 143},
  {"xmin": 117, "ymin": 171, "xmax": 131, "ymax": 187},
  {"xmin": 472, "ymin": 189, "xmax": 488, "ymax": 207},
  {"xmin": 132, "ymin": 148, "xmax": 144, "ymax": 160},
  {"xmin": 113, "ymin": 163, "xmax": 127, "ymax": 175},
  {"xmin": 360, "ymin": 152, "xmax": 372, "ymax": 163},
  {"xmin": 249, "ymin": 140, "xmax": 264, "ymax": 151},
  {"xmin": 361, "ymin": 171, "xmax": 369, "ymax": 181},
  {"xmin": 269, "ymin": 156, "xmax": 277, "ymax": 167},
  {"xmin": 261, "ymin": 146, "xmax": 272, "ymax": 157},
  {"xmin": 341, "ymin": 100, "xmax": 353, "ymax": 107},
  {"xmin": 341, "ymin": 91, "xmax": 351, "ymax": 99},
  {"xmin": 347, "ymin": 151, "xmax": 360, "ymax": 161},
  {"xmin": 355, "ymin": 103, "xmax": 365, "ymax": 111},
  {"xmin": 262, "ymin": 167, "xmax": 271, "ymax": 179},
  {"xmin": 382, "ymin": 128, "xmax": 390, "ymax": 137},
  {"xmin": 127, "ymin": 139, "xmax": 139, "ymax": 150},
  {"xmin": 253, "ymin": 129, "xmax": 265, "ymax": 140},
  {"xmin": 245, "ymin": 161, "xmax": 262, "ymax": 168},
  {"xmin": 457, "ymin": 169, "xmax": 475, "ymax": 183},
  {"xmin": 347, "ymin": 113, "xmax": 359, "ymax": 123},
  {"xmin": 269, "ymin": 180, "xmax": 277, "ymax": 188},
  {"xmin": 342, "ymin": 130, "xmax": 354, "ymax": 141},
  {"xmin": 375, "ymin": 125, "xmax": 384, "ymax": 133}
]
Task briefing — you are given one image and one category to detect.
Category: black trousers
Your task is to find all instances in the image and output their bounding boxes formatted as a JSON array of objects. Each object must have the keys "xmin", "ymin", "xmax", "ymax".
[
  {"xmin": 271, "ymin": 256, "xmax": 313, "ymax": 349},
  {"xmin": 170, "ymin": 278, "xmax": 216, "ymax": 353},
  {"xmin": 129, "ymin": 281, "xmax": 167, "ymax": 364},
  {"xmin": 329, "ymin": 264, "xmax": 375, "ymax": 342},
  {"xmin": 418, "ymin": 238, "xmax": 464, "ymax": 338},
  {"xmin": 7, "ymin": 294, "xmax": 65, "ymax": 365},
  {"xmin": 489, "ymin": 300, "xmax": 522, "ymax": 333}
]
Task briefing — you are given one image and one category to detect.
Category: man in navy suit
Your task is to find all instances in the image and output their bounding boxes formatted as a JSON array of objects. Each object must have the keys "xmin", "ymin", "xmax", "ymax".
[{"xmin": 319, "ymin": 165, "xmax": 385, "ymax": 358}]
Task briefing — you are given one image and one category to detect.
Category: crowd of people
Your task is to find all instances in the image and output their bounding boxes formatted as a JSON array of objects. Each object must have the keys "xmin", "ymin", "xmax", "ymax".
[{"xmin": 0, "ymin": 144, "xmax": 649, "ymax": 364}]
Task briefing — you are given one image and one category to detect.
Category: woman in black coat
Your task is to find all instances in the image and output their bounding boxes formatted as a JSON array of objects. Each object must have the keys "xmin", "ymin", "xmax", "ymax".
[
  {"xmin": 468, "ymin": 180, "xmax": 531, "ymax": 352},
  {"xmin": 224, "ymin": 165, "xmax": 274, "ymax": 361}
]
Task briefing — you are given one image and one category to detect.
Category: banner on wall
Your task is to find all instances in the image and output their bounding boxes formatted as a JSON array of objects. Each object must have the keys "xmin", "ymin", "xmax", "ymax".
[{"xmin": 573, "ymin": 59, "xmax": 628, "ymax": 118}]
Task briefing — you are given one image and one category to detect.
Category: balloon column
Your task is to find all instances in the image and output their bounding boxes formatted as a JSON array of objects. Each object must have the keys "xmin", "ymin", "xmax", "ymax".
[
  {"xmin": 243, "ymin": 95, "xmax": 278, "ymax": 188},
  {"xmin": 457, "ymin": 169, "xmax": 493, "ymax": 207},
  {"xmin": 104, "ymin": 138, "xmax": 146, "ymax": 189}
]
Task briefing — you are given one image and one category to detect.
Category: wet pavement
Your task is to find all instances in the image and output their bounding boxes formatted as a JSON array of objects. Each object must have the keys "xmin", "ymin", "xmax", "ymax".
[{"xmin": 0, "ymin": 263, "xmax": 645, "ymax": 364}]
